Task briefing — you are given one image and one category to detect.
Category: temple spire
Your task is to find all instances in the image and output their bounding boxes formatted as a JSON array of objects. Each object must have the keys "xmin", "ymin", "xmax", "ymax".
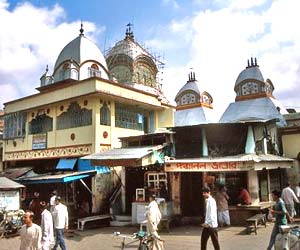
[
  {"xmin": 79, "ymin": 22, "xmax": 84, "ymax": 36},
  {"xmin": 125, "ymin": 23, "xmax": 134, "ymax": 40}
]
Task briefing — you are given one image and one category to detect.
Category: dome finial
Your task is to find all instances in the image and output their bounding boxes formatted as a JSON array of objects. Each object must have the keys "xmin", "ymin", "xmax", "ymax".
[
  {"xmin": 80, "ymin": 22, "xmax": 84, "ymax": 36},
  {"xmin": 188, "ymin": 68, "xmax": 196, "ymax": 82},
  {"xmin": 125, "ymin": 22, "xmax": 134, "ymax": 40},
  {"xmin": 46, "ymin": 65, "xmax": 49, "ymax": 72}
]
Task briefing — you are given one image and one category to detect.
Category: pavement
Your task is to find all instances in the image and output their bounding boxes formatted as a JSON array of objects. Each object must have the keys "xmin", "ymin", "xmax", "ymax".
[{"xmin": 0, "ymin": 222, "xmax": 290, "ymax": 250}]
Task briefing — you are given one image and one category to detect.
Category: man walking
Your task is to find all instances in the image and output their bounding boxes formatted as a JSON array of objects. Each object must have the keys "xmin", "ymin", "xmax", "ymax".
[
  {"xmin": 52, "ymin": 196, "xmax": 68, "ymax": 250},
  {"xmin": 40, "ymin": 201, "xmax": 54, "ymax": 250},
  {"xmin": 281, "ymin": 183, "xmax": 299, "ymax": 218},
  {"xmin": 295, "ymin": 182, "xmax": 300, "ymax": 216},
  {"xmin": 201, "ymin": 187, "xmax": 220, "ymax": 250},
  {"xmin": 20, "ymin": 211, "xmax": 42, "ymax": 250},
  {"xmin": 50, "ymin": 191, "xmax": 57, "ymax": 213},
  {"xmin": 267, "ymin": 190, "xmax": 292, "ymax": 250},
  {"xmin": 216, "ymin": 185, "xmax": 230, "ymax": 227}
]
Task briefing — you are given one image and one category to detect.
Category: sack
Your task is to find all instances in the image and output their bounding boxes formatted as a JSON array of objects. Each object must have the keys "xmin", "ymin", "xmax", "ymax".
[{"xmin": 267, "ymin": 210, "xmax": 273, "ymax": 221}]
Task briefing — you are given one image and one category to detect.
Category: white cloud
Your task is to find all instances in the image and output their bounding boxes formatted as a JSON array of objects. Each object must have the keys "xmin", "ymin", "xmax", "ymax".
[
  {"xmin": 162, "ymin": 0, "xmax": 179, "ymax": 9},
  {"xmin": 0, "ymin": 0, "xmax": 103, "ymax": 108},
  {"xmin": 151, "ymin": 0, "xmax": 300, "ymax": 119}
]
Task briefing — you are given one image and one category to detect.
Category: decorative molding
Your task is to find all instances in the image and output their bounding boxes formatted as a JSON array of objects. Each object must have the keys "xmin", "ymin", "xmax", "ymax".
[
  {"xmin": 235, "ymin": 92, "xmax": 273, "ymax": 102},
  {"xmin": 4, "ymin": 144, "xmax": 92, "ymax": 161},
  {"xmin": 176, "ymin": 102, "xmax": 213, "ymax": 111},
  {"xmin": 100, "ymin": 144, "xmax": 111, "ymax": 152}
]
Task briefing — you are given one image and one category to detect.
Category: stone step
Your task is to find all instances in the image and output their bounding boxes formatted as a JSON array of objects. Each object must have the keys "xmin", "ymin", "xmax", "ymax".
[
  {"xmin": 110, "ymin": 220, "xmax": 132, "ymax": 227},
  {"xmin": 114, "ymin": 215, "xmax": 132, "ymax": 222}
]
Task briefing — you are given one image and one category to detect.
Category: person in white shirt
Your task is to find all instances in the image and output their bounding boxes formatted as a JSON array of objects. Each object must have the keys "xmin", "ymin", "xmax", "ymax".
[
  {"xmin": 52, "ymin": 196, "xmax": 68, "ymax": 250},
  {"xmin": 49, "ymin": 190, "xmax": 57, "ymax": 213},
  {"xmin": 145, "ymin": 194, "xmax": 162, "ymax": 239},
  {"xmin": 40, "ymin": 201, "xmax": 54, "ymax": 250},
  {"xmin": 201, "ymin": 187, "xmax": 220, "ymax": 250},
  {"xmin": 20, "ymin": 211, "xmax": 42, "ymax": 250},
  {"xmin": 281, "ymin": 183, "xmax": 299, "ymax": 218},
  {"xmin": 295, "ymin": 182, "xmax": 300, "ymax": 216}
]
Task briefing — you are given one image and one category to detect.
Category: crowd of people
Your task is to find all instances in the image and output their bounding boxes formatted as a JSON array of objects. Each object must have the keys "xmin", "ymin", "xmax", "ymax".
[
  {"xmin": 19, "ymin": 190, "xmax": 69, "ymax": 250},
  {"xmin": 200, "ymin": 182, "xmax": 300, "ymax": 250}
]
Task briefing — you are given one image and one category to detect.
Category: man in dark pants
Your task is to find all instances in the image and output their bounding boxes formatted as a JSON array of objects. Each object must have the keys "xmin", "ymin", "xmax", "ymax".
[
  {"xmin": 201, "ymin": 187, "xmax": 220, "ymax": 250},
  {"xmin": 52, "ymin": 196, "xmax": 68, "ymax": 250}
]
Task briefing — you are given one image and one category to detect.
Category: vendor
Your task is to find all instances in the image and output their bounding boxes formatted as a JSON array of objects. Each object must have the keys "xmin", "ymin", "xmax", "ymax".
[
  {"xmin": 238, "ymin": 187, "xmax": 252, "ymax": 205},
  {"xmin": 158, "ymin": 182, "xmax": 168, "ymax": 201}
]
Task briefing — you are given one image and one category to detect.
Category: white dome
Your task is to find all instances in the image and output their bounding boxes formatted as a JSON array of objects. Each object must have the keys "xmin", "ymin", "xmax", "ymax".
[{"xmin": 54, "ymin": 34, "xmax": 108, "ymax": 78}]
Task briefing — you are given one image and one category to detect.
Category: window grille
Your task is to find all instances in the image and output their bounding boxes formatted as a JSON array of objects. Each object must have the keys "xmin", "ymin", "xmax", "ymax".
[
  {"xmin": 29, "ymin": 114, "xmax": 53, "ymax": 134},
  {"xmin": 3, "ymin": 112, "xmax": 26, "ymax": 139},
  {"xmin": 115, "ymin": 103, "xmax": 144, "ymax": 131},
  {"xmin": 100, "ymin": 102, "xmax": 111, "ymax": 126},
  {"xmin": 88, "ymin": 67, "xmax": 101, "ymax": 78},
  {"xmin": 57, "ymin": 102, "xmax": 92, "ymax": 130}
]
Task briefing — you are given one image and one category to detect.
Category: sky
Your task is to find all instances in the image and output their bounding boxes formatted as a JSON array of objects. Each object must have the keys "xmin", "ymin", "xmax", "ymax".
[{"xmin": 1, "ymin": 0, "xmax": 300, "ymax": 120}]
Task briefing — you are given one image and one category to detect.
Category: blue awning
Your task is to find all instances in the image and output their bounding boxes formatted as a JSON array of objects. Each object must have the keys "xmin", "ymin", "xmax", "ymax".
[
  {"xmin": 78, "ymin": 159, "xmax": 110, "ymax": 174},
  {"xmin": 56, "ymin": 159, "xmax": 77, "ymax": 170},
  {"xmin": 16, "ymin": 170, "xmax": 96, "ymax": 184}
]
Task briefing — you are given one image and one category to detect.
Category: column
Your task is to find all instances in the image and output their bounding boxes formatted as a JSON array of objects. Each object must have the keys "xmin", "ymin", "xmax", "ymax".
[
  {"xmin": 248, "ymin": 170, "xmax": 259, "ymax": 204},
  {"xmin": 245, "ymin": 125, "xmax": 255, "ymax": 154},
  {"xmin": 202, "ymin": 127, "xmax": 208, "ymax": 157}
]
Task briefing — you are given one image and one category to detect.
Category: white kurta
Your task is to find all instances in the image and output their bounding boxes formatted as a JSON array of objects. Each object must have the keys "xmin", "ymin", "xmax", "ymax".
[
  {"xmin": 146, "ymin": 200, "xmax": 162, "ymax": 237},
  {"xmin": 19, "ymin": 223, "xmax": 42, "ymax": 250},
  {"xmin": 41, "ymin": 209, "xmax": 54, "ymax": 250}
]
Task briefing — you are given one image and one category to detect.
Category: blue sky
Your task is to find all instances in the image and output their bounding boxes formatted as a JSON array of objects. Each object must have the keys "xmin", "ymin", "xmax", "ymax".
[{"xmin": 1, "ymin": 0, "xmax": 300, "ymax": 119}]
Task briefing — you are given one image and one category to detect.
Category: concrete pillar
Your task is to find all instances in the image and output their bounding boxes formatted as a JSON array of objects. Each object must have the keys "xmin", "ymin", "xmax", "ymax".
[
  {"xmin": 245, "ymin": 125, "xmax": 255, "ymax": 154},
  {"xmin": 121, "ymin": 167, "xmax": 126, "ymax": 213},
  {"xmin": 248, "ymin": 170, "xmax": 259, "ymax": 204},
  {"xmin": 202, "ymin": 127, "xmax": 208, "ymax": 157},
  {"xmin": 92, "ymin": 98, "xmax": 101, "ymax": 153},
  {"xmin": 263, "ymin": 138, "xmax": 268, "ymax": 154},
  {"xmin": 171, "ymin": 172, "xmax": 181, "ymax": 215}
]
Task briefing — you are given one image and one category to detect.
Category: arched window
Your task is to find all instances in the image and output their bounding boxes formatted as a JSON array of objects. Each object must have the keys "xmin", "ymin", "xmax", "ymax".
[
  {"xmin": 100, "ymin": 102, "xmax": 111, "ymax": 126},
  {"xmin": 59, "ymin": 63, "xmax": 70, "ymax": 80},
  {"xmin": 89, "ymin": 64, "xmax": 101, "ymax": 78}
]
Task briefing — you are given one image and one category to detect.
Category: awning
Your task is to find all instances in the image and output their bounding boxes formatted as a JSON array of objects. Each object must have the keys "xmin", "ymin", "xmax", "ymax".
[
  {"xmin": 78, "ymin": 159, "xmax": 110, "ymax": 174},
  {"xmin": 15, "ymin": 170, "xmax": 96, "ymax": 184},
  {"xmin": 82, "ymin": 144, "xmax": 167, "ymax": 167},
  {"xmin": 0, "ymin": 177, "xmax": 25, "ymax": 189},
  {"xmin": 0, "ymin": 167, "xmax": 32, "ymax": 180},
  {"xmin": 56, "ymin": 159, "xmax": 77, "ymax": 170},
  {"xmin": 164, "ymin": 154, "xmax": 294, "ymax": 172}
]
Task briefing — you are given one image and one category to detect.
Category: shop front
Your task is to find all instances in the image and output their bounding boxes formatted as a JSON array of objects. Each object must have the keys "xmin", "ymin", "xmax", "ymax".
[
  {"xmin": 165, "ymin": 154, "xmax": 294, "ymax": 225},
  {"xmin": 14, "ymin": 158, "xmax": 111, "ymax": 223},
  {"xmin": 84, "ymin": 143, "xmax": 174, "ymax": 225}
]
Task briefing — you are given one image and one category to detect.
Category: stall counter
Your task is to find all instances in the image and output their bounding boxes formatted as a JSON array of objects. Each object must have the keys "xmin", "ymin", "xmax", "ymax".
[
  {"xmin": 131, "ymin": 201, "xmax": 173, "ymax": 225},
  {"xmin": 229, "ymin": 202, "xmax": 274, "ymax": 225}
]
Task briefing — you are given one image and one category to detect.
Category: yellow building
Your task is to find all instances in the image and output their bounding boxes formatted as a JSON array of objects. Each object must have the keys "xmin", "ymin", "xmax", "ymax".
[
  {"xmin": 280, "ymin": 112, "xmax": 300, "ymax": 186},
  {"xmin": 2, "ymin": 25, "xmax": 174, "ymax": 215}
]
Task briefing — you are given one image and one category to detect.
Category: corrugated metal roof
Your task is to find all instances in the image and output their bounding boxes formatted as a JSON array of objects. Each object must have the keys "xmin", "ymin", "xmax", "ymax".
[
  {"xmin": 219, "ymin": 97, "xmax": 287, "ymax": 126},
  {"xmin": 82, "ymin": 145, "xmax": 163, "ymax": 161},
  {"xmin": 16, "ymin": 170, "xmax": 96, "ymax": 184},
  {"xmin": 166, "ymin": 153, "xmax": 294, "ymax": 163},
  {"xmin": 0, "ymin": 177, "xmax": 24, "ymax": 189},
  {"xmin": 0, "ymin": 167, "xmax": 32, "ymax": 180}
]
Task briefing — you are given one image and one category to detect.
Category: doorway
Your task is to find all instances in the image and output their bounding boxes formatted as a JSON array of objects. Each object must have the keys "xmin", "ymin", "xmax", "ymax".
[{"xmin": 180, "ymin": 172, "xmax": 204, "ymax": 216}]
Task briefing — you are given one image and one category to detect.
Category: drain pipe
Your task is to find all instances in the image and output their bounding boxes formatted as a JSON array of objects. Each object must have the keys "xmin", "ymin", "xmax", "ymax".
[
  {"xmin": 202, "ymin": 127, "xmax": 208, "ymax": 157},
  {"xmin": 245, "ymin": 125, "xmax": 255, "ymax": 154}
]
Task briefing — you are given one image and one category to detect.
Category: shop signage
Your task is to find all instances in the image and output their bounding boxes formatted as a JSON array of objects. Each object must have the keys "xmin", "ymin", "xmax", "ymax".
[
  {"xmin": 164, "ymin": 161, "xmax": 253, "ymax": 172},
  {"xmin": 32, "ymin": 134, "xmax": 47, "ymax": 150},
  {"xmin": 0, "ymin": 190, "xmax": 20, "ymax": 210}
]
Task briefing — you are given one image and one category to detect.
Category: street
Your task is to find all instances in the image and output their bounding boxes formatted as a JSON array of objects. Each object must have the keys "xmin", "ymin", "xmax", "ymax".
[{"xmin": 0, "ymin": 223, "xmax": 280, "ymax": 250}]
